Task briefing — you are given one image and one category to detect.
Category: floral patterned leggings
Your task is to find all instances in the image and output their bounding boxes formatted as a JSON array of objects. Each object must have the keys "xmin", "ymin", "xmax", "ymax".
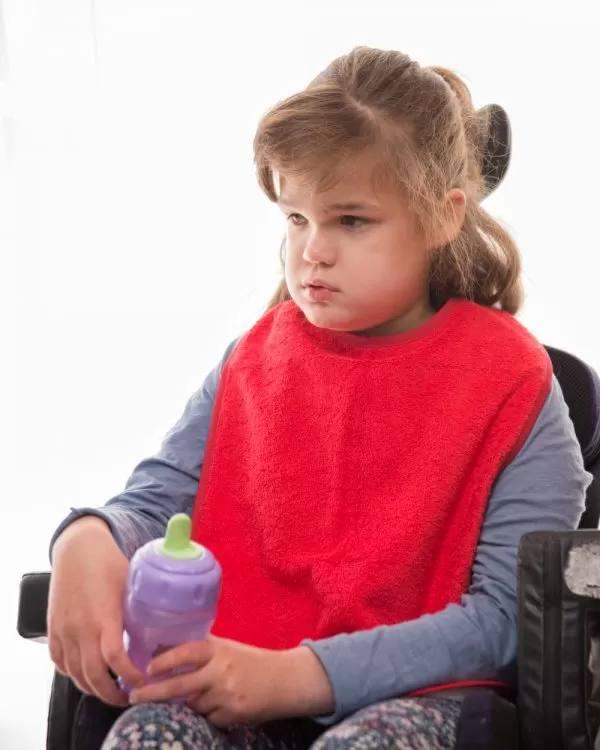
[{"xmin": 101, "ymin": 697, "xmax": 461, "ymax": 750}]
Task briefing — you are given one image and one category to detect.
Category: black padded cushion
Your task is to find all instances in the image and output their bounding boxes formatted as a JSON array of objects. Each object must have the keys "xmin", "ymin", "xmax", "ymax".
[
  {"xmin": 545, "ymin": 345, "xmax": 600, "ymax": 530},
  {"xmin": 545, "ymin": 346, "xmax": 600, "ymax": 466}
]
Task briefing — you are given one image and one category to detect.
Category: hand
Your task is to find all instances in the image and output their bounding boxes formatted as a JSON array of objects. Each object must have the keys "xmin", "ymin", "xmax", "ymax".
[
  {"xmin": 48, "ymin": 516, "xmax": 143, "ymax": 706},
  {"xmin": 130, "ymin": 636, "xmax": 335, "ymax": 727}
]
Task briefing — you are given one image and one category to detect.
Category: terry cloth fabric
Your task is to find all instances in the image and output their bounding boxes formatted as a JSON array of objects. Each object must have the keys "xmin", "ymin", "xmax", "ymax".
[{"xmin": 192, "ymin": 299, "xmax": 551, "ymax": 652}]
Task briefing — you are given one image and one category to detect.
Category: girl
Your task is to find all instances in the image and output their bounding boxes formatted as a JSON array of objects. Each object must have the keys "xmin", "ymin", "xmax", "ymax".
[{"xmin": 48, "ymin": 47, "xmax": 590, "ymax": 750}]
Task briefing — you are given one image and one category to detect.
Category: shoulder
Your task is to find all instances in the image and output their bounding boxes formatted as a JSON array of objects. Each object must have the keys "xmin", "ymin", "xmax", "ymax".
[
  {"xmin": 452, "ymin": 300, "xmax": 552, "ymax": 385},
  {"xmin": 224, "ymin": 302, "xmax": 299, "ymax": 368},
  {"xmin": 456, "ymin": 301, "xmax": 547, "ymax": 356}
]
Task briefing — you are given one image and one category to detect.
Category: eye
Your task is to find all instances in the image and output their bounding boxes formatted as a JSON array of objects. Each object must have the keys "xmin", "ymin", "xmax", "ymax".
[
  {"xmin": 340, "ymin": 215, "xmax": 368, "ymax": 228},
  {"xmin": 287, "ymin": 213, "xmax": 306, "ymax": 226}
]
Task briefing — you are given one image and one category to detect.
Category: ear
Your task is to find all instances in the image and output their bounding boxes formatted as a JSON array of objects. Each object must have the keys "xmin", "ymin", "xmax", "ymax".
[{"xmin": 430, "ymin": 188, "xmax": 466, "ymax": 248}]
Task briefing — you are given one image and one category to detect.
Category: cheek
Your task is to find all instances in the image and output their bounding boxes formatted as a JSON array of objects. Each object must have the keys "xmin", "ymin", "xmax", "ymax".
[
  {"xmin": 283, "ymin": 244, "xmax": 301, "ymax": 288},
  {"xmin": 284, "ymin": 235, "xmax": 303, "ymax": 268},
  {"xmin": 359, "ymin": 238, "xmax": 429, "ymax": 293}
]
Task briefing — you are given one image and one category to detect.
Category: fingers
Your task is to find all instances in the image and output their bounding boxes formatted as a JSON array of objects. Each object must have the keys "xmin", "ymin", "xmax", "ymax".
[
  {"xmin": 100, "ymin": 628, "xmax": 143, "ymax": 689},
  {"xmin": 48, "ymin": 634, "xmax": 66, "ymax": 675},
  {"xmin": 187, "ymin": 691, "xmax": 219, "ymax": 717},
  {"xmin": 49, "ymin": 617, "xmax": 93, "ymax": 695},
  {"xmin": 80, "ymin": 639, "xmax": 129, "ymax": 707},
  {"xmin": 62, "ymin": 638, "xmax": 95, "ymax": 697},
  {"xmin": 205, "ymin": 709, "xmax": 234, "ymax": 729},
  {"xmin": 149, "ymin": 640, "xmax": 213, "ymax": 677},
  {"xmin": 49, "ymin": 627, "xmax": 138, "ymax": 707},
  {"xmin": 130, "ymin": 670, "xmax": 207, "ymax": 705}
]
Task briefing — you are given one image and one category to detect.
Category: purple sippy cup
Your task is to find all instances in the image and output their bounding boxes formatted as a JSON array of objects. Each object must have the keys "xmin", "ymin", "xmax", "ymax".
[{"xmin": 118, "ymin": 513, "xmax": 222, "ymax": 701}]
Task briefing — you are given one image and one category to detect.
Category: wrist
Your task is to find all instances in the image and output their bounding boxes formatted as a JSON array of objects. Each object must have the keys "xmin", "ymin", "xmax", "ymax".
[
  {"xmin": 276, "ymin": 646, "xmax": 335, "ymax": 718},
  {"xmin": 53, "ymin": 515, "xmax": 113, "ymax": 557}
]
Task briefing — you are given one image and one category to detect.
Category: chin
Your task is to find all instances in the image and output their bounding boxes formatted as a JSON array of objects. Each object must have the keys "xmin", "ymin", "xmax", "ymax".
[{"xmin": 299, "ymin": 303, "xmax": 360, "ymax": 332}]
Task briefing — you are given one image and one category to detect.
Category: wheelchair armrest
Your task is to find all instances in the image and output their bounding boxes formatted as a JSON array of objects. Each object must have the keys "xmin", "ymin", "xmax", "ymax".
[
  {"xmin": 17, "ymin": 571, "xmax": 51, "ymax": 642},
  {"xmin": 517, "ymin": 530, "xmax": 600, "ymax": 750}
]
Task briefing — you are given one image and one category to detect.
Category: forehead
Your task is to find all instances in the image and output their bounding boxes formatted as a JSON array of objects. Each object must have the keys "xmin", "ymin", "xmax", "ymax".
[{"xmin": 278, "ymin": 160, "xmax": 396, "ymax": 209}]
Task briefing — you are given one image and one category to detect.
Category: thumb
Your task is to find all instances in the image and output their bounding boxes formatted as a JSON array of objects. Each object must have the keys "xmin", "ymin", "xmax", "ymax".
[{"xmin": 100, "ymin": 626, "xmax": 143, "ymax": 687}]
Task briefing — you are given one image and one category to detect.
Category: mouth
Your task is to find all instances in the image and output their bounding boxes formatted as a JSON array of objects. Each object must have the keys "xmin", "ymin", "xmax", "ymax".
[
  {"xmin": 302, "ymin": 280, "xmax": 340, "ymax": 293},
  {"xmin": 302, "ymin": 280, "xmax": 339, "ymax": 304}
]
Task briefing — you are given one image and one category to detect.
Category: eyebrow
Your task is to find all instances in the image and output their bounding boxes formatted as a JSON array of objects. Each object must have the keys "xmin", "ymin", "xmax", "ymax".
[{"xmin": 278, "ymin": 199, "xmax": 378, "ymax": 212}]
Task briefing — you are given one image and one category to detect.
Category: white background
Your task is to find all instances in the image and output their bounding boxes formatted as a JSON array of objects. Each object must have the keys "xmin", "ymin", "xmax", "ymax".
[{"xmin": 3, "ymin": 0, "xmax": 599, "ymax": 745}]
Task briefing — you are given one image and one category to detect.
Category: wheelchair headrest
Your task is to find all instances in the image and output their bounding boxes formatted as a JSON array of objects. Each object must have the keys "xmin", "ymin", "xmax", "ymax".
[
  {"xmin": 480, "ymin": 104, "xmax": 512, "ymax": 199},
  {"xmin": 545, "ymin": 346, "xmax": 600, "ymax": 467}
]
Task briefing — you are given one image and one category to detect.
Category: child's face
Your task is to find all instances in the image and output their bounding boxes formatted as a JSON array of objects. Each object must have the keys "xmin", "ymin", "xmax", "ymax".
[{"xmin": 278, "ymin": 166, "xmax": 435, "ymax": 336}]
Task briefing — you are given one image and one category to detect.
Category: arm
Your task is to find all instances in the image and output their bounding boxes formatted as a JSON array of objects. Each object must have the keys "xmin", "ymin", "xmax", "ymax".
[
  {"xmin": 49, "ymin": 339, "xmax": 239, "ymax": 560},
  {"xmin": 302, "ymin": 375, "xmax": 591, "ymax": 723}
]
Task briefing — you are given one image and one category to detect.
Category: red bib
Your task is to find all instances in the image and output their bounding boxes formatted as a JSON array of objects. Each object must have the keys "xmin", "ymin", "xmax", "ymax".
[{"xmin": 192, "ymin": 299, "xmax": 551, "ymax": 651}]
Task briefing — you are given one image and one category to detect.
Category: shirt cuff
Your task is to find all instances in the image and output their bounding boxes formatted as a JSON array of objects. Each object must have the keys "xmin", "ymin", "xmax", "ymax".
[{"xmin": 48, "ymin": 507, "xmax": 129, "ymax": 563}]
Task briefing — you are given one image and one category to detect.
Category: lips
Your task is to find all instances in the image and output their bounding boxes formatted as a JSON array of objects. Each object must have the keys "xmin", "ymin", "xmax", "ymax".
[
  {"xmin": 302, "ymin": 281, "xmax": 338, "ymax": 304},
  {"xmin": 303, "ymin": 279, "xmax": 339, "ymax": 292}
]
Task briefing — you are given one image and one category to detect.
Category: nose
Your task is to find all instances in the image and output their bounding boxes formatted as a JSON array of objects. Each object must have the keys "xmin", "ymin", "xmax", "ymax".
[{"xmin": 302, "ymin": 229, "xmax": 335, "ymax": 266}]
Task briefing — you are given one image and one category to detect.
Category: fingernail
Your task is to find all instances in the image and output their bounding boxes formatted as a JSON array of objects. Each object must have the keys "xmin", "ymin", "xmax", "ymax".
[{"xmin": 129, "ymin": 690, "xmax": 139, "ymax": 704}]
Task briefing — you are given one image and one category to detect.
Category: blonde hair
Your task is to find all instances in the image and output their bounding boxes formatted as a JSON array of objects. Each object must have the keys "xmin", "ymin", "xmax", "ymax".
[{"xmin": 253, "ymin": 47, "xmax": 523, "ymax": 315}]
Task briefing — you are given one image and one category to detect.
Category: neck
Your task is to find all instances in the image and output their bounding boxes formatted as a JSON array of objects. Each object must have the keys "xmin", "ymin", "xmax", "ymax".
[{"xmin": 354, "ymin": 297, "xmax": 436, "ymax": 338}]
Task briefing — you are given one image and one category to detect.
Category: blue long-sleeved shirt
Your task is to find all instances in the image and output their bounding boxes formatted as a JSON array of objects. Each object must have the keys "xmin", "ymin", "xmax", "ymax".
[{"xmin": 50, "ymin": 339, "xmax": 591, "ymax": 723}]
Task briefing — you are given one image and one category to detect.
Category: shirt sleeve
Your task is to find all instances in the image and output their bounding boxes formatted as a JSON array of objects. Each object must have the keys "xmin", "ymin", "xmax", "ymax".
[
  {"xmin": 48, "ymin": 339, "xmax": 239, "ymax": 561},
  {"xmin": 303, "ymin": 375, "xmax": 591, "ymax": 724}
]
